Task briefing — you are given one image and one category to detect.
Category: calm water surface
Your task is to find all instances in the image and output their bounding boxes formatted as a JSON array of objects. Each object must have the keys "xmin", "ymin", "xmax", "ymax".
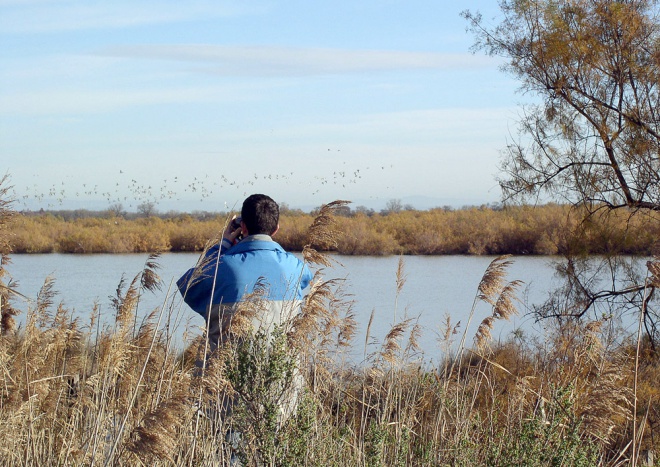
[{"xmin": 6, "ymin": 253, "xmax": 611, "ymax": 362}]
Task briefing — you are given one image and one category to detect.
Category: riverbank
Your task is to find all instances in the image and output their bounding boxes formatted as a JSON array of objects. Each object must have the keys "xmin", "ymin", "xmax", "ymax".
[{"xmin": 10, "ymin": 203, "xmax": 660, "ymax": 255}]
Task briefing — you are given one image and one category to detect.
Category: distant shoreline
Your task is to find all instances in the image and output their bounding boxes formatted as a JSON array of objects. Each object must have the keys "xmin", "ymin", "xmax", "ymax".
[{"xmin": 9, "ymin": 203, "xmax": 660, "ymax": 256}]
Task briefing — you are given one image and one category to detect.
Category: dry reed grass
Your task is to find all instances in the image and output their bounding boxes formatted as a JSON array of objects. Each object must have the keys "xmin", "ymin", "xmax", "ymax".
[{"xmin": 1, "ymin": 191, "xmax": 658, "ymax": 465}]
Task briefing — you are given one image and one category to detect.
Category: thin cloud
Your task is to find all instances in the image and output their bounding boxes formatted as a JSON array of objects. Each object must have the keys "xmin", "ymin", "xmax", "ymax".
[
  {"xmin": 0, "ymin": 85, "xmax": 250, "ymax": 115},
  {"xmin": 0, "ymin": 1, "xmax": 260, "ymax": 34},
  {"xmin": 100, "ymin": 44, "xmax": 498, "ymax": 76}
]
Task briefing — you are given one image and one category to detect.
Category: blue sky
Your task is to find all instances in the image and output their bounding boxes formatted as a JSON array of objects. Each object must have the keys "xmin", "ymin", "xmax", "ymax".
[{"xmin": 0, "ymin": 0, "xmax": 524, "ymax": 212}]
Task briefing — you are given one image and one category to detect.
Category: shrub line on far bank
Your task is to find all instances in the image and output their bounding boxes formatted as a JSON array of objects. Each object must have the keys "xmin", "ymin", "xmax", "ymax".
[{"xmin": 9, "ymin": 203, "xmax": 660, "ymax": 256}]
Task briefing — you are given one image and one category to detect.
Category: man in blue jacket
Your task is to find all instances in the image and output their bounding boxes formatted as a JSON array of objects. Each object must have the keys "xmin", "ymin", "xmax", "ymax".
[
  {"xmin": 178, "ymin": 194, "xmax": 312, "ymax": 463},
  {"xmin": 177, "ymin": 193, "xmax": 313, "ymax": 350}
]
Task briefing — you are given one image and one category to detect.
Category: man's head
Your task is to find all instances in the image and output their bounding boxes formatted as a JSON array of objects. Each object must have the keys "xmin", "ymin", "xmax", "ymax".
[{"xmin": 241, "ymin": 194, "xmax": 279, "ymax": 235}]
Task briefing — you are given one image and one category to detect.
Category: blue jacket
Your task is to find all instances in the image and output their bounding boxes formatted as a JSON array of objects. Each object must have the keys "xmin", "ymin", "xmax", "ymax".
[{"xmin": 177, "ymin": 235, "xmax": 313, "ymax": 320}]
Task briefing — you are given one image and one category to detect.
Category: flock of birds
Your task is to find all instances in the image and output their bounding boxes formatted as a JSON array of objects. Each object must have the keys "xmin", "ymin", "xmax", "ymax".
[{"xmin": 14, "ymin": 159, "xmax": 396, "ymax": 211}]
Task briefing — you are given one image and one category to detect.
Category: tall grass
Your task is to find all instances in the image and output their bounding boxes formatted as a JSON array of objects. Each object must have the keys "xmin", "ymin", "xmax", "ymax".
[{"xmin": 1, "ymin": 189, "xmax": 659, "ymax": 465}]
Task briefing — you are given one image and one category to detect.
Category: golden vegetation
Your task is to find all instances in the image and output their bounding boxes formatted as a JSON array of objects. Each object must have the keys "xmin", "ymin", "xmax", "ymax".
[
  {"xmin": 9, "ymin": 203, "xmax": 660, "ymax": 255},
  {"xmin": 1, "ymin": 190, "xmax": 659, "ymax": 465}
]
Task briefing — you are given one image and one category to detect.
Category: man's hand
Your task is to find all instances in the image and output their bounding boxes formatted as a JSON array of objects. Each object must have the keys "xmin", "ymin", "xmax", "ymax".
[{"xmin": 223, "ymin": 216, "xmax": 244, "ymax": 245}]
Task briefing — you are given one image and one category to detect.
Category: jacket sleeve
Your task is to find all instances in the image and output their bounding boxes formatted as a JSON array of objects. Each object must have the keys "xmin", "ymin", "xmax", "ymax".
[
  {"xmin": 300, "ymin": 263, "xmax": 313, "ymax": 292},
  {"xmin": 177, "ymin": 243, "xmax": 222, "ymax": 318}
]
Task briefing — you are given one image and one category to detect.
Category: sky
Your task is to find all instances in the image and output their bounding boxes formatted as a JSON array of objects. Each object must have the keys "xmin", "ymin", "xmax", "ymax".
[{"xmin": 0, "ymin": 0, "xmax": 526, "ymax": 213}]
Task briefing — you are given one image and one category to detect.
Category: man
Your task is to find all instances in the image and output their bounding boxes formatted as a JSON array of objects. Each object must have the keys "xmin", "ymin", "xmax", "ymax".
[
  {"xmin": 178, "ymin": 195, "xmax": 313, "ymax": 465},
  {"xmin": 177, "ymin": 193, "xmax": 313, "ymax": 349}
]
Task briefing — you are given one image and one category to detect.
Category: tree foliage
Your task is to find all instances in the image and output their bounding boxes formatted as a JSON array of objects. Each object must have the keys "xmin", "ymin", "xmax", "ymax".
[
  {"xmin": 464, "ymin": 0, "xmax": 660, "ymax": 211},
  {"xmin": 464, "ymin": 0, "xmax": 660, "ymax": 344}
]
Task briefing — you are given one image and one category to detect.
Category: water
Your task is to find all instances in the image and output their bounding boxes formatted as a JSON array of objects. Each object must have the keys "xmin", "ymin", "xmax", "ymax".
[{"xmin": 3, "ymin": 252, "xmax": 618, "ymax": 363}]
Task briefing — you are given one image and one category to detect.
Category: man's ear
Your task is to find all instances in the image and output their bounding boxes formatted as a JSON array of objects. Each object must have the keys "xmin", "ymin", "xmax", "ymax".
[
  {"xmin": 271, "ymin": 224, "xmax": 279, "ymax": 236},
  {"xmin": 240, "ymin": 220, "xmax": 248, "ymax": 236}
]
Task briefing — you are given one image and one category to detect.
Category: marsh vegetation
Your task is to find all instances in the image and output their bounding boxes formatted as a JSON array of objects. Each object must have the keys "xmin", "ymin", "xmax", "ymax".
[
  {"xmin": 1, "ymin": 194, "xmax": 659, "ymax": 466},
  {"xmin": 10, "ymin": 203, "xmax": 660, "ymax": 256}
]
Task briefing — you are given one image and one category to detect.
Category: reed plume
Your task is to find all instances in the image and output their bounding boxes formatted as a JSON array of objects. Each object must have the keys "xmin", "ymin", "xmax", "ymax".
[
  {"xmin": 404, "ymin": 320, "xmax": 422, "ymax": 357},
  {"xmin": 477, "ymin": 254, "xmax": 514, "ymax": 306},
  {"xmin": 395, "ymin": 255, "xmax": 407, "ymax": 294},
  {"xmin": 127, "ymin": 389, "xmax": 192, "ymax": 464},
  {"xmin": 336, "ymin": 303, "xmax": 357, "ymax": 349},
  {"xmin": 365, "ymin": 308, "xmax": 375, "ymax": 359},
  {"xmin": 302, "ymin": 199, "xmax": 350, "ymax": 266},
  {"xmin": 288, "ymin": 274, "xmax": 337, "ymax": 348},
  {"xmin": 394, "ymin": 255, "xmax": 406, "ymax": 322},
  {"xmin": 439, "ymin": 313, "xmax": 460, "ymax": 345},
  {"xmin": 475, "ymin": 279, "xmax": 523, "ymax": 350},
  {"xmin": 380, "ymin": 318, "xmax": 412, "ymax": 366},
  {"xmin": 110, "ymin": 275, "xmax": 138, "ymax": 330},
  {"xmin": 474, "ymin": 316, "xmax": 496, "ymax": 347},
  {"xmin": 140, "ymin": 252, "xmax": 163, "ymax": 293},
  {"xmin": 452, "ymin": 255, "xmax": 518, "ymax": 376},
  {"xmin": 33, "ymin": 275, "xmax": 57, "ymax": 328}
]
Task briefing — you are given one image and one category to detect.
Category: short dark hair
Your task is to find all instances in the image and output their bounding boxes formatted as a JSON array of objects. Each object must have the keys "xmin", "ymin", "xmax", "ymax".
[{"xmin": 241, "ymin": 194, "xmax": 279, "ymax": 235}]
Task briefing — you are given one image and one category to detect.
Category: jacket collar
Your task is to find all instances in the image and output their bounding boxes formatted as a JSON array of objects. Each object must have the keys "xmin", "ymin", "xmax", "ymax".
[
  {"xmin": 229, "ymin": 235, "xmax": 284, "ymax": 254},
  {"xmin": 242, "ymin": 234, "xmax": 273, "ymax": 242}
]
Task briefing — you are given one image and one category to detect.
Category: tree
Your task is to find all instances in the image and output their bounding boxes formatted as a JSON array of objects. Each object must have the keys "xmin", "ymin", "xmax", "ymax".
[
  {"xmin": 107, "ymin": 203, "xmax": 126, "ymax": 218},
  {"xmin": 464, "ymin": 0, "xmax": 660, "ymax": 344},
  {"xmin": 333, "ymin": 205, "xmax": 352, "ymax": 217},
  {"xmin": 382, "ymin": 199, "xmax": 403, "ymax": 215},
  {"xmin": 464, "ymin": 0, "xmax": 660, "ymax": 212},
  {"xmin": 355, "ymin": 205, "xmax": 376, "ymax": 216},
  {"xmin": 137, "ymin": 201, "xmax": 158, "ymax": 218}
]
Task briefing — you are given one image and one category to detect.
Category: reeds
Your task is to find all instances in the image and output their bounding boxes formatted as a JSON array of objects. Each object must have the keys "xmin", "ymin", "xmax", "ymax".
[
  {"xmin": 11, "ymin": 202, "xmax": 660, "ymax": 255},
  {"xmin": 0, "ymin": 195, "xmax": 658, "ymax": 465}
]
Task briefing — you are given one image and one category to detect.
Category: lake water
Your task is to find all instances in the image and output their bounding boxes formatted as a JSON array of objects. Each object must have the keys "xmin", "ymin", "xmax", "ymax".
[{"xmin": 4, "ymin": 253, "xmax": 638, "ymax": 363}]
